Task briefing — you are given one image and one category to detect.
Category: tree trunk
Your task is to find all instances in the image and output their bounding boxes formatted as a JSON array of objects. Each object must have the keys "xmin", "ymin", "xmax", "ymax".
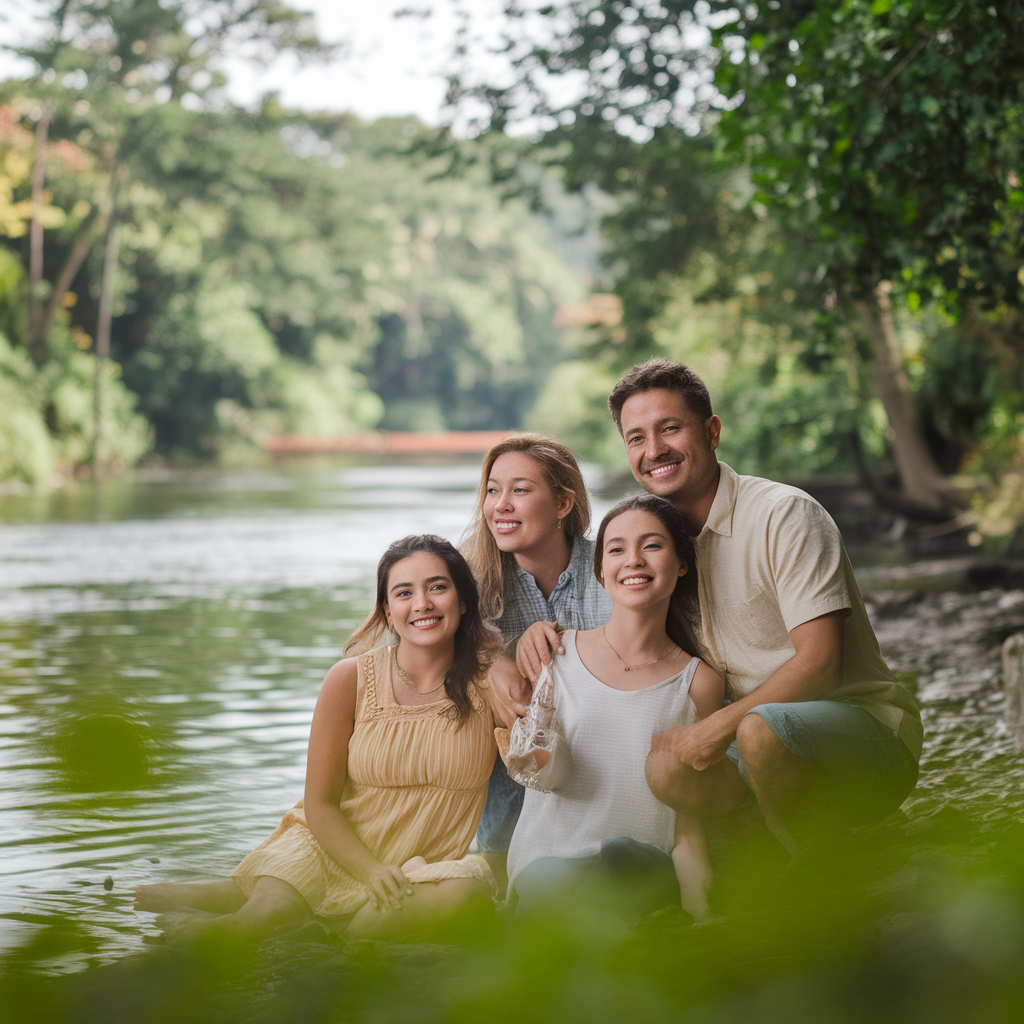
[
  {"xmin": 29, "ymin": 103, "xmax": 52, "ymax": 365},
  {"xmin": 854, "ymin": 279, "xmax": 955, "ymax": 518},
  {"xmin": 92, "ymin": 207, "xmax": 120, "ymax": 472},
  {"xmin": 40, "ymin": 213, "xmax": 102, "ymax": 345}
]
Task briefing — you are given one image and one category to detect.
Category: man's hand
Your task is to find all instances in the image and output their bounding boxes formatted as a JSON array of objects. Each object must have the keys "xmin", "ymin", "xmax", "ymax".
[
  {"xmin": 652, "ymin": 714, "xmax": 736, "ymax": 772},
  {"xmin": 515, "ymin": 620, "xmax": 564, "ymax": 681},
  {"xmin": 484, "ymin": 656, "xmax": 531, "ymax": 728}
]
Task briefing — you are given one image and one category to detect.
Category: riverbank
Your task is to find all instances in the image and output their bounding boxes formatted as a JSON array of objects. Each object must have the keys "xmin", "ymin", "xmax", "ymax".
[{"xmin": 870, "ymin": 583, "xmax": 1024, "ymax": 825}]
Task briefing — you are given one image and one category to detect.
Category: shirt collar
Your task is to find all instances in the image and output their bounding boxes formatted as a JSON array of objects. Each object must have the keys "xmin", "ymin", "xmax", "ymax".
[
  {"xmin": 513, "ymin": 535, "xmax": 588, "ymax": 586},
  {"xmin": 701, "ymin": 461, "xmax": 738, "ymax": 538}
]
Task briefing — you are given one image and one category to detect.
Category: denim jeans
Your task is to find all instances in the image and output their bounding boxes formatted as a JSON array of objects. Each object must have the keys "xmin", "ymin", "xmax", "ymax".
[
  {"xmin": 475, "ymin": 753, "xmax": 525, "ymax": 854},
  {"xmin": 512, "ymin": 837, "xmax": 680, "ymax": 922}
]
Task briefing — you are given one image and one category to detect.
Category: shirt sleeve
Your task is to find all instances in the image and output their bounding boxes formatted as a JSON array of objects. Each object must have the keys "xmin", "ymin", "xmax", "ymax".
[{"xmin": 765, "ymin": 495, "xmax": 853, "ymax": 633}]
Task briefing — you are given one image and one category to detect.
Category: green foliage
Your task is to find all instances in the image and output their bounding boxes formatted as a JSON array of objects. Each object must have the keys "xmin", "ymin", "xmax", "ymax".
[
  {"xmin": 0, "ymin": 87, "xmax": 585, "ymax": 474},
  {"xmin": 0, "ymin": 243, "xmax": 149, "ymax": 482},
  {"xmin": 0, "ymin": 332, "xmax": 54, "ymax": 484},
  {"xmin": 45, "ymin": 342, "xmax": 153, "ymax": 469},
  {"xmin": 108, "ymin": 107, "xmax": 580, "ymax": 454},
  {"xmin": 6, "ymin": 813, "xmax": 1024, "ymax": 1024},
  {"xmin": 528, "ymin": 358, "xmax": 624, "ymax": 464},
  {"xmin": 449, "ymin": 0, "xmax": 1024, "ymax": 484},
  {"xmin": 0, "ymin": 0, "xmax": 589, "ymax": 481}
]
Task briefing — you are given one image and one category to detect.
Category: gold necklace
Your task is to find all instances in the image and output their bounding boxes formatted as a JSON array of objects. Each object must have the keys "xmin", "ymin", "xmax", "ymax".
[
  {"xmin": 392, "ymin": 646, "xmax": 447, "ymax": 695},
  {"xmin": 602, "ymin": 626, "xmax": 679, "ymax": 673}
]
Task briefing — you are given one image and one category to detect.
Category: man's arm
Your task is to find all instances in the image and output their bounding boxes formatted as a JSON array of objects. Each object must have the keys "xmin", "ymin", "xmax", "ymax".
[
  {"xmin": 652, "ymin": 610, "xmax": 847, "ymax": 771},
  {"xmin": 480, "ymin": 654, "xmax": 532, "ymax": 728}
]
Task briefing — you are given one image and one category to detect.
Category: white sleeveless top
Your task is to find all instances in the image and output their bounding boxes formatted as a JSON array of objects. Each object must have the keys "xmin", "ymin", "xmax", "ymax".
[{"xmin": 507, "ymin": 630, "xmax": 700, "ymax": 892}]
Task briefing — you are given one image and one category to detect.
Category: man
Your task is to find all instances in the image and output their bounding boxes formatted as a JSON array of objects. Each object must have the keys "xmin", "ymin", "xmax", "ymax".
[{"xmin": 523, "ymin": 358, "xmax": 921, "ymax": 853}]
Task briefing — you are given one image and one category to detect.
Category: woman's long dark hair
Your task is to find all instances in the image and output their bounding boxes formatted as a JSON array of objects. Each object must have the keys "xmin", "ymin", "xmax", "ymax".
[
  {"xmin": 344, "ymin": 534, "xmax": 497, "ymax": 723},
  {"xmin": 593, "ymin": 495, "xmax": 705, "ymax": 661}
]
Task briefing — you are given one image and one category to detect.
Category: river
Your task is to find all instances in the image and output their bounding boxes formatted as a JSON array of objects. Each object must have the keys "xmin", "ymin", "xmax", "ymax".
[{"xmin": 0, "ymin": 460, "xmax": 1020, "ymax": 969}]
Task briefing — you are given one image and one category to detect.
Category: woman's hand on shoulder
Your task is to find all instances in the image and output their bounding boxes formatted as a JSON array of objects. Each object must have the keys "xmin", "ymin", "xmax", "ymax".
[
  {"xmin": 690, "ymin": 661, "xmax": 726, "ymax": 721},
  {"xmin": 515, "ymin": 620, "xmax": 564, "ymax": 681}
]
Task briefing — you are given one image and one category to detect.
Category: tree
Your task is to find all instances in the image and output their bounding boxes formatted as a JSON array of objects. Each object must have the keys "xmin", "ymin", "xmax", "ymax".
[
  {"xmin": 2, "ymin": 0, "xmax": 336, "ymax": 467},
  {"xmin": 452, "ymin": 0, "xmax": 1024, "ymax": 516}
]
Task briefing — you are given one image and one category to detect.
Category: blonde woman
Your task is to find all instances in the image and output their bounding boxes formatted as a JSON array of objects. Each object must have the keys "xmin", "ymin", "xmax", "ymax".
[{"xmin": 462, "ymin": 434, "xmax": 612, "ymax": 885}]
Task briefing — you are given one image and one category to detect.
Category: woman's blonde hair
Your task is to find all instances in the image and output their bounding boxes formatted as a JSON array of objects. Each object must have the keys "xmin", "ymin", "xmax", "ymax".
[{"xmin": 461, "ymin": 432, "xmax": 591, "ymax": 623}]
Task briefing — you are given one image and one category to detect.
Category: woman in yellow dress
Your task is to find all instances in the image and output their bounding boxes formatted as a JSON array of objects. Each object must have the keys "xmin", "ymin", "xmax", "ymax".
[{"xmin": 135, "ymin": 534, "xmax": 500, "ymax": 940}]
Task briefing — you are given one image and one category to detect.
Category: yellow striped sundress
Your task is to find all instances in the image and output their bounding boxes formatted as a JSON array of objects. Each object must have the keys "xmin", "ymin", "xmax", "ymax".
[{"xmin": 231, "ymin": 645, "xmax": 497, "ymax": 917}]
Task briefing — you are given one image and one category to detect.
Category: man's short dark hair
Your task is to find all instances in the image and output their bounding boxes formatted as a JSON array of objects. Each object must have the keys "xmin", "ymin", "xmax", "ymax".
[{"xmin": 608, "ymin": 358, "xmax": 714, "ymax": 432}]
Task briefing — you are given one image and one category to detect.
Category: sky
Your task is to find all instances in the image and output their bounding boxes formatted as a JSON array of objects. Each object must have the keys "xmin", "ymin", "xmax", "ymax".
[
  {"xmin": 222, "ymin": 0, "xmax": 502, "ymax": 123},
  {"xmin": 0, "ymin": 0, "xmax": 507, "ymax": 125}
]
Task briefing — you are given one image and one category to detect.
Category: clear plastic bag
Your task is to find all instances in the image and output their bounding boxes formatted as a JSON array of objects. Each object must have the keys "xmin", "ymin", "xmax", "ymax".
[{"xmin": 498, "ymin": 663, "xmax": 572, "ymax": 792}]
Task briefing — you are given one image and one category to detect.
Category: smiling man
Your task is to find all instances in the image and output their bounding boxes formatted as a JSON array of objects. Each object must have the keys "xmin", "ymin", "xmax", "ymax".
[{"xmin": 610, "ymin": 359, "xmax": 922, "ymax": 853}]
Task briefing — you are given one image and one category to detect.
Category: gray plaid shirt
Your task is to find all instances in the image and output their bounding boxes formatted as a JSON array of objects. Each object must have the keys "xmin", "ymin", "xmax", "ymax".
[{"xmin": 494, "ymin": 535, "xmax": 613, "ymax": 644}]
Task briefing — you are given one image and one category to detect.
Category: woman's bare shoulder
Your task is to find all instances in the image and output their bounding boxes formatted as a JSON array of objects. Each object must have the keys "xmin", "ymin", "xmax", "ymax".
[
  {"xmin": 318, "ymin": 656, "xmax": 361, "ymax": 701},
  {"xmin": 689, "ymin": 659, "xmax": 725, "ymax": 717}
]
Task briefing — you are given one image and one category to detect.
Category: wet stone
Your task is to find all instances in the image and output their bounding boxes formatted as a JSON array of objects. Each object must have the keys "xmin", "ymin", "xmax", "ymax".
[
  {"xmin": 865, "ymin": 586, "xmax": 1024, "ymax": 822},
  {"xmin": 1001, "ymin": 631, "xmax": 1024, "ymax": 753}
]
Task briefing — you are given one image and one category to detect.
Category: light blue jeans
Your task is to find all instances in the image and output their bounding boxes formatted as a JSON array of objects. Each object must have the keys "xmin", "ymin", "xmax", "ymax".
[
  {"xmin": 475, "ymin": 753, "xmax": 524, "ymax": 853},
  {"xmin": 726, "ymin": 701, "xmax": 919, "ymax": 824}
]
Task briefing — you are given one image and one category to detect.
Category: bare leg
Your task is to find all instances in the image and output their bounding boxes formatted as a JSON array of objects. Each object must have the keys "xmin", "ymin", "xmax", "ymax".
[
  {"xmin": 735, "ymin": 713, "xmax": 828, "ymax": 855},
  {"xmin": 135, "ymin": 878, "xmax": 247, "ymax": 914},
  {"xmin": 164, "ymin": 876, "xmax": 311, "ymax": 943},
  {"xmin": 229, "ymin": 875, "xmax": 311, "ymax": 937},
  {"xmin": 346, "ymin": 877, "xmax": 492, "ymax": 941},
  {"xmin": 645, "ymin": 748, "xmax": 749, "ymax": 819}
]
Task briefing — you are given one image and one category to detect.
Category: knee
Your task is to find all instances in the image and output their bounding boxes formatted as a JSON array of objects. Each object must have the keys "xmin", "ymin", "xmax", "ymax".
[
  {"xmin": 249, "ymin": 875, "xmax": 307, "ymax": 918},
  {"xmin": 599, "ymin": 836, "xmax": 640, "ymax": 867},
  {"xmin": 645, "ymin": 748, "xmax": 687, "ymax": 808},
  {"xmin": 735, "ymin": 712, "xmax": 787, "ymax": 776},
  {"xmin": 645, "ymin": 750, "xmax": 709, "ymax": 817},
  {"xmin": 441, "ymin": 876, "xmax": 491, "ymax": 908}
]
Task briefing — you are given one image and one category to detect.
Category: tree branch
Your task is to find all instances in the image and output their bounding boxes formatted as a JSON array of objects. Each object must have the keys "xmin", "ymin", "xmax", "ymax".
[{"xmin": 40, "ymin": 211, "xmax": 103, "ymax": 345}]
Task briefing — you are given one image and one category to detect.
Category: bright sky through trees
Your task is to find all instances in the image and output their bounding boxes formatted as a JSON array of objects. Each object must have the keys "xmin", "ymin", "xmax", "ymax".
[{"xmin": 0, "ymin": 0, "xmax": 506, "ymax": 123}]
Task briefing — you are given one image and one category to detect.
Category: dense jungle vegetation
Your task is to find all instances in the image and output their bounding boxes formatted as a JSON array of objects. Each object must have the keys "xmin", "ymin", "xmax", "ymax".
[
  {"xmin": 3, "ymin": 0, "xmax": 1024, "ymax": 537},
  {"xmin": 0, "ymin": 0, "xmax": 592, "ymax": 484}
]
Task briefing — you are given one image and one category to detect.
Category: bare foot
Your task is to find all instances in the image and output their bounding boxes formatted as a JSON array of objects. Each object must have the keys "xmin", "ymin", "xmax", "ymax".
[{"xmin": 155, "ymin": 908, "xmax": 220, "ymax": 937}]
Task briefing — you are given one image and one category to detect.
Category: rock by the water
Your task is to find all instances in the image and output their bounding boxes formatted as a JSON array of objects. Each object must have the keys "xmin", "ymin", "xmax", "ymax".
[{"xmin": 1001, "ymin": 631, "xmax": 1024, "ymax": 753}]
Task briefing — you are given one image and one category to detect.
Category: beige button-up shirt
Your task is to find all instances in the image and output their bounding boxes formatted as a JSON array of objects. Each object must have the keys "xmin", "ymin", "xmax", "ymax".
[{"xmin": 694, "ymin": 462, "xmax": 922, "ymax": 759}]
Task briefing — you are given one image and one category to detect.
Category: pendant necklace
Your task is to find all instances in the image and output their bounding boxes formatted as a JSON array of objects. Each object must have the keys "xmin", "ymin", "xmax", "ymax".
[
  {"xmin": 392, "ymin": 646, "xmax": 446, "ymax": 695},
  {"xmin": 602, "ymin": 626, "xmax": 679, "ymax": 673}
]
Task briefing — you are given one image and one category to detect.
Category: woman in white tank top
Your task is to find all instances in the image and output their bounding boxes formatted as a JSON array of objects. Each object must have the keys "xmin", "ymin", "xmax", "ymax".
[{"xmin": 508, "ymin": 495, "xmax": 725, "ymax": 923}]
